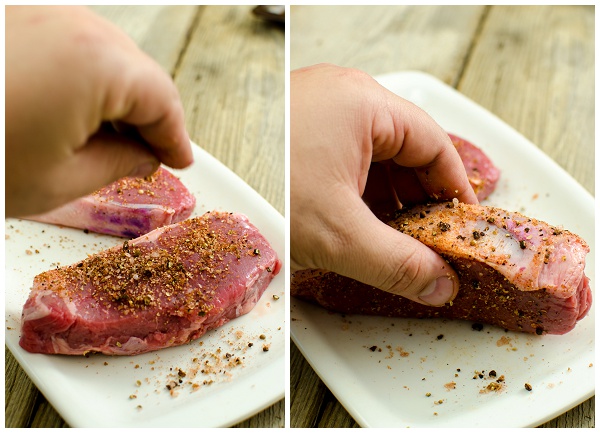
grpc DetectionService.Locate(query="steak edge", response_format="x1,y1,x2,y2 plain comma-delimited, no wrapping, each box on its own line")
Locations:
449,133,500,202
24,167,196,238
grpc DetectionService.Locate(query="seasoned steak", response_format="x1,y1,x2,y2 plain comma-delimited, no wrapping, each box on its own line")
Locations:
292,202,591,335
25,167,196,238
20,211,281,355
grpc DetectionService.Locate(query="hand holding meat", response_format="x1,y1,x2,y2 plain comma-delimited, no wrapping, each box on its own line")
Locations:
293,202,591,334
6,6,193,218
290,64,478,307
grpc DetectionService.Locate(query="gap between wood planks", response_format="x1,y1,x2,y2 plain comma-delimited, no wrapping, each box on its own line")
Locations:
453,5,491,90
171,6,205,80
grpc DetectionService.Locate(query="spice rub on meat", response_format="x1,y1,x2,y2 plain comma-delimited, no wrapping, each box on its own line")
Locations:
291,202,591,335
20,211,281,355
24,167,196,238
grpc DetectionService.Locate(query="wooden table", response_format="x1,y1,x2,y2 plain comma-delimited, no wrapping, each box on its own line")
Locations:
290,5,594,428
5,5,284,428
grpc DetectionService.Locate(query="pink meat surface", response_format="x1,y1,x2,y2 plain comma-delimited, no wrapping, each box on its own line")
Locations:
20,211,281,355
25,167,196,238
292,202,591,335
449,133,500,201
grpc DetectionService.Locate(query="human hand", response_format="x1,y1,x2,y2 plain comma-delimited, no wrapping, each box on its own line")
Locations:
6,6,193,217
291,64,478,306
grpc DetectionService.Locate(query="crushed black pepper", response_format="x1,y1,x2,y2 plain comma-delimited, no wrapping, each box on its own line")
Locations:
438,222,451,232
471,323,484,331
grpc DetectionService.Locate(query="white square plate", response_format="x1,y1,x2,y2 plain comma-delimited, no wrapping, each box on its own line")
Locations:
291,71,594,428
5,144,285,428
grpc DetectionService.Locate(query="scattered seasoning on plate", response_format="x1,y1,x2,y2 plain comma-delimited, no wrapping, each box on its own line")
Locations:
444,382,456,390
126,325,277,405
483,382,502,392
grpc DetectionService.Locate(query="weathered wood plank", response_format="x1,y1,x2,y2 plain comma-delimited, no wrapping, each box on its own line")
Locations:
317,392,360,429
30,398,69,428
5,349,39,428
174,5,285,215
234,400,285,428
457,5,594,194
290,342,329,428
291,5,486,84
538,396,595,428
90,5,198,74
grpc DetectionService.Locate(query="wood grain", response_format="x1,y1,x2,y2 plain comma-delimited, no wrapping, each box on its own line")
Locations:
90,5,198,74
174,5,285,214
5,5,284,428
290,4,594,428
291,5,486,83
457,5,594,195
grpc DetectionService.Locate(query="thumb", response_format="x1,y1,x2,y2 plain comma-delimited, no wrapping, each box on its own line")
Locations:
326,195,458,307
61,130,160,199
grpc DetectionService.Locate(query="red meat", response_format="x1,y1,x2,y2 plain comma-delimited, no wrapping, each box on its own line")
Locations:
24,167,196,238
20,211,281,355
292,202,591,335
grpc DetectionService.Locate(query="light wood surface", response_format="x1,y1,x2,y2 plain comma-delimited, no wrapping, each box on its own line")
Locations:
5,5,284,428
290,5,594,428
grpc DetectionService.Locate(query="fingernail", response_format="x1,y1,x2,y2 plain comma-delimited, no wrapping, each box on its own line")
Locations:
419,276,455,306
130,161,158,178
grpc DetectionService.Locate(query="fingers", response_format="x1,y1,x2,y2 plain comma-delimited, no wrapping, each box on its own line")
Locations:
362,162,431,219
55,130,160,206
320,190,458,306
101,58,194,170
84,9,194,170
371,88,479,205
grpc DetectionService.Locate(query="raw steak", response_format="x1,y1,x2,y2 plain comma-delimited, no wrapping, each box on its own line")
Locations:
292,202,591,335
20,211,281,355
449,133,500,201
24,167,196,238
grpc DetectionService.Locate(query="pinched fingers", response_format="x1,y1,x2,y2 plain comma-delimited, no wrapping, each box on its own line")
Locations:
101,54,193,170
370,87,478,206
